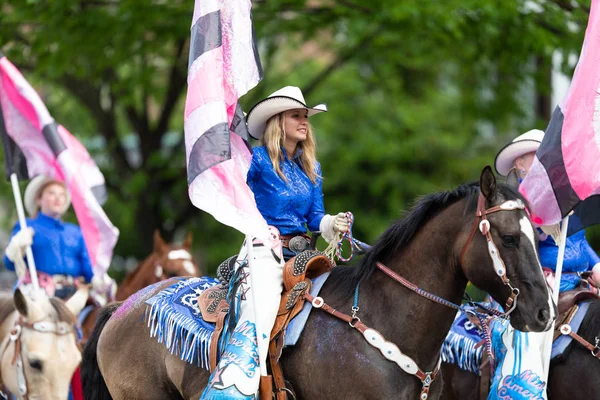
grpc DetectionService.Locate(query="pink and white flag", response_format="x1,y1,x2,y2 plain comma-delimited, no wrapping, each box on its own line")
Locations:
184,0,270,241
0,53,119,276
520,0,600,229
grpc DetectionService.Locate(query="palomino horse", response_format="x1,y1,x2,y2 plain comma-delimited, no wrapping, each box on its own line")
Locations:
441,298,600,400
79,230,200,344
0,286,88,400
82,167,555,400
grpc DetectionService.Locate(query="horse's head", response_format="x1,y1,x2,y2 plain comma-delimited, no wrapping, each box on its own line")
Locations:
152,230,200,279
1,286,87,399
460,166,555,332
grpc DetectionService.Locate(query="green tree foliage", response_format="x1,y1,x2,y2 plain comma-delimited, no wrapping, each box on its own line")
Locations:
0,0,594,277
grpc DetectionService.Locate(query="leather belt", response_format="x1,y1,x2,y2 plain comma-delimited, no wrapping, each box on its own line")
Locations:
281,234,311,253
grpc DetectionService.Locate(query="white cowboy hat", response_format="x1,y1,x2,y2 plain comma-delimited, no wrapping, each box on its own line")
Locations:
494,129,545,176
246,86,328,140
24,175,71,217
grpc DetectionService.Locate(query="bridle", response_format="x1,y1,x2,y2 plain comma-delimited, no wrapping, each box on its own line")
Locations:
460,192,526,317
154,249,196,280
0,316,78,399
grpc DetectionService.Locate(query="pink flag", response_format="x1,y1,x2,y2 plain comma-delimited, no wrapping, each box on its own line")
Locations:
184,0,270,241
520,0,600,229
0,53,119,276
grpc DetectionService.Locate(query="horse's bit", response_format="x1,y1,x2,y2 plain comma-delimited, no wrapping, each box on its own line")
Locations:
460,193,526,317
0,316,77,399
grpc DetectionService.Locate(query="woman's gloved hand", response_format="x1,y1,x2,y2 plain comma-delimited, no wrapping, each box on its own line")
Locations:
320,212,351,243
5,227,35,262
333,212,350,233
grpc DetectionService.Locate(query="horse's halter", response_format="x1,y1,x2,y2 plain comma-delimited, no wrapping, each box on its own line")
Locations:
154,249,195,279
0,316,77,399
460,192,526,317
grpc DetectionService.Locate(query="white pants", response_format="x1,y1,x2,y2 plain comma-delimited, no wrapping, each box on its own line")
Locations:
202,228,284,398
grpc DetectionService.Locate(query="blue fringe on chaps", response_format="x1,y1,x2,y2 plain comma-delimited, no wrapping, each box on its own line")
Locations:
201,227,284,399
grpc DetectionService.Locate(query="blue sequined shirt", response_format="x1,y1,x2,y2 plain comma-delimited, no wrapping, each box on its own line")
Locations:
539,230,600,292
3,212,94,282
247,146,325,235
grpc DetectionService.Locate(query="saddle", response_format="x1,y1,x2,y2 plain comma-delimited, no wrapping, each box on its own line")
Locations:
557,285,600,315
197,250,333,399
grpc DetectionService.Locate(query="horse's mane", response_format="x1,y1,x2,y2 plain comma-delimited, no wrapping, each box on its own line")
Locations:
0,294,77,325
335,181,524,297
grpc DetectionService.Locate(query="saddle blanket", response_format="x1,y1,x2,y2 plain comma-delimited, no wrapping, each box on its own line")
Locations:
441,307,486,373
144,273,330,369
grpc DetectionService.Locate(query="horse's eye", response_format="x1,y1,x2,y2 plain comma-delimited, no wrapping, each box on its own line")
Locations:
28,359,43,371
501,235,520,248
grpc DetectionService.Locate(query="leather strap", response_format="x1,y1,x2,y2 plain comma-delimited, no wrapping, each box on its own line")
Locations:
479,352,491,400
209,311,228,372
259,375,273,400
304,292,440,397
559,324,600,359
269,340,287,400
280,234,310,249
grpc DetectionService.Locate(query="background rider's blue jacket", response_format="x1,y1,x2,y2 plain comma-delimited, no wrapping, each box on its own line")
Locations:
3,212,94,282
247,146,325,235
539,230,600,292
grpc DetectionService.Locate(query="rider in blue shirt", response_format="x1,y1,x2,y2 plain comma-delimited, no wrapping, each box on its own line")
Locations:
246,85,350,260
495,129,600,293
4,176,96,298
202,86,350,399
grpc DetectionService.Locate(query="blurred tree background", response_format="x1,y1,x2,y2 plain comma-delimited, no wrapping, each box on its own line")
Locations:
0,0,595,282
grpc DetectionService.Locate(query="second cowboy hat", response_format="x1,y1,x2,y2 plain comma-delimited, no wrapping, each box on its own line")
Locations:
494,129,544,176
246,86,328,140
23,175,71,217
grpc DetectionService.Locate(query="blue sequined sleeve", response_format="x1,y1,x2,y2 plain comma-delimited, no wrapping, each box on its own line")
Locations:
582,236,600,267
247,149,263,187
78,231,94,283
306,162,325,232
3,222,22,272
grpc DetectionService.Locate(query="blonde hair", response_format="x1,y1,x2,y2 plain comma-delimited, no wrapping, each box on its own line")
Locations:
261,112,318,184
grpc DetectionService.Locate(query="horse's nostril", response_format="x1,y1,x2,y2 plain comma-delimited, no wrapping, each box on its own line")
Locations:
537,308,550,323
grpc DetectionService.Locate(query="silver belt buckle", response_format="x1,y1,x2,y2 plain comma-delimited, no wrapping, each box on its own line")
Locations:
289,236,309,253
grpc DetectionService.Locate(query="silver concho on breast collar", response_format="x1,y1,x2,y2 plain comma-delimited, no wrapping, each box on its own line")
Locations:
289,236,310,253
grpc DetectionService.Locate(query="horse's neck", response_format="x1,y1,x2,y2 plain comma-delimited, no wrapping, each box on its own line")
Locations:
116,253,161,300
358,201,468,370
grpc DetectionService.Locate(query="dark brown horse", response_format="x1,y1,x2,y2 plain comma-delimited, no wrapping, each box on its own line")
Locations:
82,167,554,400
441,298,600,400
79,230,201,344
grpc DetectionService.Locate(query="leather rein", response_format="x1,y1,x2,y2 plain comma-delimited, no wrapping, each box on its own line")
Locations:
0,316,77,399
305,192,526,400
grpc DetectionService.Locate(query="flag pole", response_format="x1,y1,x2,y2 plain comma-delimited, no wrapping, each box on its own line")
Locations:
9,173,39,290
542,215,569,383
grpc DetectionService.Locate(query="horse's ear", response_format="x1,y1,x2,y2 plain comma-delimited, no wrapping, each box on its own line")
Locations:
505,168,520,190
153,229,168,253
13,288,44,321
182,232,193,250
14,288,28,317
65,285,89,316
480,166,497,200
